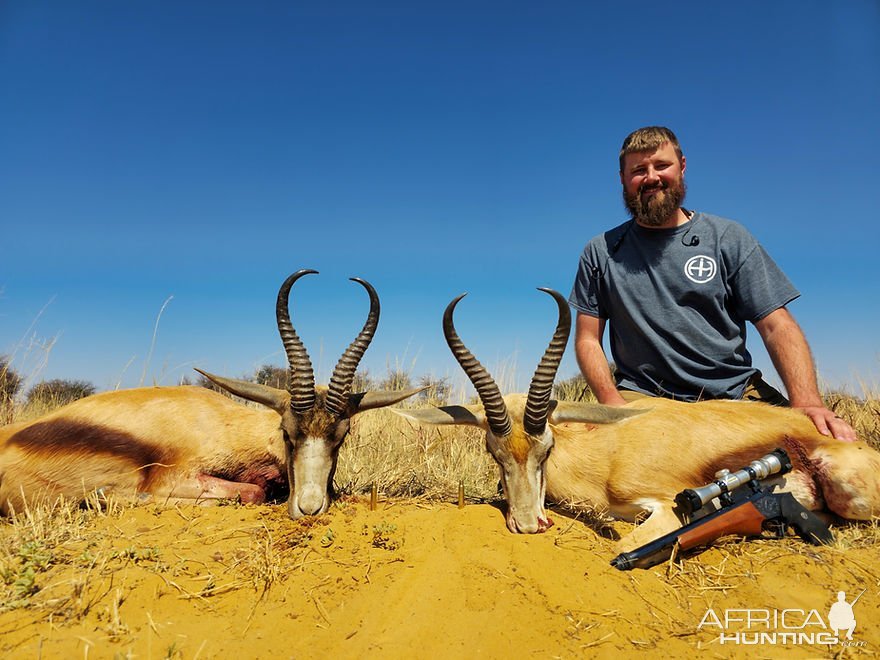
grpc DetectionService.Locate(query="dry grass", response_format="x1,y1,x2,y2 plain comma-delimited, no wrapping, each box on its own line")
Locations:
0,495,125,618
338,408,498,502
824,388,880,447
0,497,320,619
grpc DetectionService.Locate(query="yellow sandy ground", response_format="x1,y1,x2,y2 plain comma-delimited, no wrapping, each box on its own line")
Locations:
1,499,877,659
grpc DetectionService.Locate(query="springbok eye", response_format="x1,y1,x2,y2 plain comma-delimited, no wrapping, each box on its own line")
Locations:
281,418,300,446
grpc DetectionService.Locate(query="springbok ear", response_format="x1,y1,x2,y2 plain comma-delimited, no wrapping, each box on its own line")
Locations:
347,386,429,416
194,368,290,415
392,404,487,429
548,400,647,425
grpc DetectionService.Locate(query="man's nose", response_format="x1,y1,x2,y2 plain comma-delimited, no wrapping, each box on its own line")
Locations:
644,166,660,183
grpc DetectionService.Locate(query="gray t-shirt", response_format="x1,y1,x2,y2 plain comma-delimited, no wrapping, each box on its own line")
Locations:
569,212,799,400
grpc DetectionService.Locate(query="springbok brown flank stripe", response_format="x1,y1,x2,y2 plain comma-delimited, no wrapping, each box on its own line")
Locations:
8,419,180,484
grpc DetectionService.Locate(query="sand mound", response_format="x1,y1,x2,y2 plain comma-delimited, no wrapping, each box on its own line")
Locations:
1,499,876,658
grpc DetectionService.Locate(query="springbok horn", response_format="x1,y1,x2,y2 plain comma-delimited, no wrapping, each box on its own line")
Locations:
277,269,317,414
443,294,512,438
523,288,571,435
325,278,380,418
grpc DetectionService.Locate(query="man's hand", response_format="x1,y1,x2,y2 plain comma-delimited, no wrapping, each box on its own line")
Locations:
755,309,856,442
795,406,857,442
598,390,630,407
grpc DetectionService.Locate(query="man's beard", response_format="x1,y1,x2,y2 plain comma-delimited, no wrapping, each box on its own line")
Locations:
623,177,686,226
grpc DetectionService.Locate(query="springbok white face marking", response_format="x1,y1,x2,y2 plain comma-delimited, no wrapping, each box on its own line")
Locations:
489,422,555,534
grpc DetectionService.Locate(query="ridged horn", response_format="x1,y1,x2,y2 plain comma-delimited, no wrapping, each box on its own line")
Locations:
325,278,380,418
443,293,512,438
523,288,571,435
277,269,317,414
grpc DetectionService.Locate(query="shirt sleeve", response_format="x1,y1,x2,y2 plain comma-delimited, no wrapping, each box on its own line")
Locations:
730,243,800,322
568,244,604,318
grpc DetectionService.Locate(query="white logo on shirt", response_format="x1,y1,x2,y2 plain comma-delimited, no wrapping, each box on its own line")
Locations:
684,255,717,283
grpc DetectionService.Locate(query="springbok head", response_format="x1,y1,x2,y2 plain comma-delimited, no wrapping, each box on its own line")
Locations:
198,269,424,519
396,288,641,534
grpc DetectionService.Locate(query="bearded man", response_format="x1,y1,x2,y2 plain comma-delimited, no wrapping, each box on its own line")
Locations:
569,126,855,441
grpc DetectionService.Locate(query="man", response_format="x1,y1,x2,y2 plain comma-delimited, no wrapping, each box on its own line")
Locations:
569,126,855,441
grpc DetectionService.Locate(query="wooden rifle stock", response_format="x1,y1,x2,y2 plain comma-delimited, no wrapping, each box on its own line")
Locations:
677,500,765,550
610,489,832,571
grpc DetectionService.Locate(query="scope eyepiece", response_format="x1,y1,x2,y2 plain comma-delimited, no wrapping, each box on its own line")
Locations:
674,489,704,515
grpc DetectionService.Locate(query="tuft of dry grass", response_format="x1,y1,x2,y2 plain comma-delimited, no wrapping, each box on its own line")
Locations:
338,407,498,502
824,389,880,448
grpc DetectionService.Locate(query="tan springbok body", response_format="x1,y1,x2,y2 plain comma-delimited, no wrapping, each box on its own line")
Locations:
0,385,285,514
0,270,422,518
398,289,880,551
547,396,880,550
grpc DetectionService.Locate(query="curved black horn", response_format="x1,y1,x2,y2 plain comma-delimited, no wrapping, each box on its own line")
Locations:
443,294,512,438
277,269,318,414
325,278,380,418
523,288,571,435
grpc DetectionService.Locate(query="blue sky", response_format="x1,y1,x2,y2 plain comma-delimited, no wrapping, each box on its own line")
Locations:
2,1,879,397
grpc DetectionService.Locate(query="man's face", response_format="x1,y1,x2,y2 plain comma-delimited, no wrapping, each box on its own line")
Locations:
620,141,686,227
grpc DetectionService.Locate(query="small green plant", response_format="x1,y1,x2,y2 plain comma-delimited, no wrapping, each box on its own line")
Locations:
115,546,161,564
320,528,336,547
0,539,55,608
364,522,401,551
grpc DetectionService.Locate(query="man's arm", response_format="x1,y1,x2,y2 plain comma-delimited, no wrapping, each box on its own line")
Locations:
574,312,628,406
754,308,856,441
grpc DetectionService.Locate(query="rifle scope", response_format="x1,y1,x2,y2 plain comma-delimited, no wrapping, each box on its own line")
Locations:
674,448,792,516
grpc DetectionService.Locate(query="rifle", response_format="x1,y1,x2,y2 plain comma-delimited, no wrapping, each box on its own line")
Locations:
611,448,833,571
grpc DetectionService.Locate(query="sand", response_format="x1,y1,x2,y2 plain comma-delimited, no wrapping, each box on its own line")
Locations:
1,498,877,659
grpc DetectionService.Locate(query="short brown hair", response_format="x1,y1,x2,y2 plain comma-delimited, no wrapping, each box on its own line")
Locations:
619,126,683,172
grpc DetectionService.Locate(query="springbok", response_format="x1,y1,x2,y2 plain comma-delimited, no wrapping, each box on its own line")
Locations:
0,270,422,518
396,288,880,551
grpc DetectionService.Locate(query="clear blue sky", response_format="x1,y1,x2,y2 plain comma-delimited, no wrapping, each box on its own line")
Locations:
2,1,879,396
